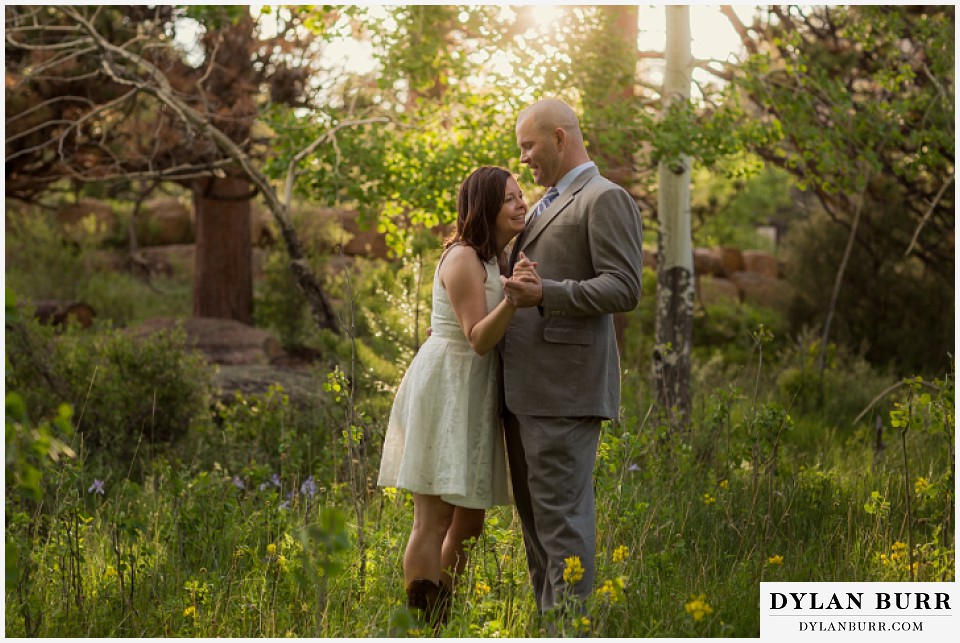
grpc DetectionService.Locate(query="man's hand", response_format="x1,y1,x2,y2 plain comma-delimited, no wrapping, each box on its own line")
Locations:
502,252,543,307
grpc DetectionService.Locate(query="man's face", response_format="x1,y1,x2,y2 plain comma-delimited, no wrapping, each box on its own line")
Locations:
516,116,562,188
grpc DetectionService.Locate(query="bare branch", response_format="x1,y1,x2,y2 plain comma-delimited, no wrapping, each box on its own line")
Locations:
5,95,95,126
905,173,954,257
719,5,758,56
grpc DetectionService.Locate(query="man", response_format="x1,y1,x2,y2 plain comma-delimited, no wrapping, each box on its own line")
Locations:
501,98,643,616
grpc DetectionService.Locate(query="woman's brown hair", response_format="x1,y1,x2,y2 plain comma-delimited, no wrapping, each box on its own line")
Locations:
445,166,512,263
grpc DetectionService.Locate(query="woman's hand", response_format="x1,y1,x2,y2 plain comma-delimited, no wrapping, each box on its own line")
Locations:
511,251,540,284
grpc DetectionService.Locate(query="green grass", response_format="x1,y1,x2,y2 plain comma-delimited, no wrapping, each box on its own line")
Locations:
5,363,953,637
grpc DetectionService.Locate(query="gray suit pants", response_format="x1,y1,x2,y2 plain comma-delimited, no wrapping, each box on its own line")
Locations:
504,411,602,612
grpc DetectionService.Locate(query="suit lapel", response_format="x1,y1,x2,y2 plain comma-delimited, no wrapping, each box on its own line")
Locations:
520,166,598,252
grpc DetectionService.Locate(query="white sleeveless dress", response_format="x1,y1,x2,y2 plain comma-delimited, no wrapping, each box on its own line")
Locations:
377,251,510,509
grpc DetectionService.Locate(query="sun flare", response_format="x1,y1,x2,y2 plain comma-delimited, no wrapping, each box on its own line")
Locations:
529,5,563,30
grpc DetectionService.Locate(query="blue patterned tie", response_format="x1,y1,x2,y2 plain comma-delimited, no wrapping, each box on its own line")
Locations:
529,187,559,222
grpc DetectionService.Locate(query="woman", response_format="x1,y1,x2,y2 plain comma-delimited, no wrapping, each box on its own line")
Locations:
377,166,537,628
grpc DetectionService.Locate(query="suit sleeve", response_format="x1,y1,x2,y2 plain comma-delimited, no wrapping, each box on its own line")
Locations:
540,186,643,316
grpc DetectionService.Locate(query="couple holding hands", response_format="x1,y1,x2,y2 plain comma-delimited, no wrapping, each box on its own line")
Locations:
378,98,644,631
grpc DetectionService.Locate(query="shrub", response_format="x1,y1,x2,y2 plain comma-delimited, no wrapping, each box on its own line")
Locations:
5,307,213,471
781,208,953,376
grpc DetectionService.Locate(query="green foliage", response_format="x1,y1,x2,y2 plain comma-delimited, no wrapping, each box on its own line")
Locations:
781,207,953,375
690,163,802,250
5,203,191,325
5,310,212,471
724,5,954,280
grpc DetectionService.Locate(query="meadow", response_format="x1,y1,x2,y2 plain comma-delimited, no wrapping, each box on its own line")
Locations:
4,231,955,638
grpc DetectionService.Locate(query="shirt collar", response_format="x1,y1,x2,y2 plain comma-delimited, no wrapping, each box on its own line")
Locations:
554,161,596,196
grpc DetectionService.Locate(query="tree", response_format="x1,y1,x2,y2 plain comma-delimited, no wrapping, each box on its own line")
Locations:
653,6,694,424
717,5,954,378
5,5,344,329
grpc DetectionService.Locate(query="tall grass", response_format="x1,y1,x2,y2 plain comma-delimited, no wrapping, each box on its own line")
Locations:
5,250,954,637
6,358,953,637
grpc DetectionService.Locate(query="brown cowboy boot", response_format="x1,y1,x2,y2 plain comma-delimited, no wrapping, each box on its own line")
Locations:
406,579,441,624
406,579,450,633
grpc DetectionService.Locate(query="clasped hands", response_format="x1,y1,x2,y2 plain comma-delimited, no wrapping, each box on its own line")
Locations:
501,251,542,308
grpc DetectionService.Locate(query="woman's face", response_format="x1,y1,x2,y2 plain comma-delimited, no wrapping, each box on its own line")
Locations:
495,176,527,245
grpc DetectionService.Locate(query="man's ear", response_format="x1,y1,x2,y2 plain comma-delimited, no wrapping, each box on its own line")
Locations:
554,127,566,150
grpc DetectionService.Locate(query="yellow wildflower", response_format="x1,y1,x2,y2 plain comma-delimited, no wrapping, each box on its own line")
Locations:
718,479,729,490
103,565,118,579
475,581,491,597
767,555,784,566
382,486,398,501
914,477,930,495
596,579,622,603
684,594,714,621
612,545,629,563
572,616,591,633
183,605,197,618
266,543,277,556
703,493,716,505
563,556,585,584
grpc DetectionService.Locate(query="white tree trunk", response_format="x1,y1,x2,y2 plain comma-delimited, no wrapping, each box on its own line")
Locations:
653,5,694,423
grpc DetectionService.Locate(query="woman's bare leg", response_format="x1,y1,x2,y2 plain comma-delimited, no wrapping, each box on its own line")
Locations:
439,506,485,588
403,494,456,584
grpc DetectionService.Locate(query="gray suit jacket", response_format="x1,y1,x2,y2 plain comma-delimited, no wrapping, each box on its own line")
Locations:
502,166,643,419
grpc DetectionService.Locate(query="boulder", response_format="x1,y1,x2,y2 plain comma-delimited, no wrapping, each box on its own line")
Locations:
742,250,779,278
694,247,725,277
32,300,96,328
696,276,740,307
138,197,194,246
298,207,391,259
729,271,795,313
213,365,324,407
718,246,745,275
129,317,285,365
56,198,116,242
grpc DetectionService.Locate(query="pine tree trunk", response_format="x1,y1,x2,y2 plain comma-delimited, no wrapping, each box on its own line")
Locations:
653,5,694,425
192,176,253,323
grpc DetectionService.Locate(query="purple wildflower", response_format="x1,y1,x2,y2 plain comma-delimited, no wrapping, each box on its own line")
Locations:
271,473,282,488
300,476,317,497
628,463,640,472
88,479,105,495
232,476,245,490
279,500,291,511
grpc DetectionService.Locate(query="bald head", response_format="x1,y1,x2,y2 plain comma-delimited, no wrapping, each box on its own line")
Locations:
518,98,584,146
515,98,590,187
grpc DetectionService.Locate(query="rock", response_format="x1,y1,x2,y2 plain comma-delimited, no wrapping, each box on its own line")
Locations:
718,246,745,275
694,247,725,277
213,364,324,407
298,207,391,259
128,317,285,365
696,276,740,307
56,198,116,242
138,197,194,246
729,271,795,312
742,250,779,278
31,300,96,328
